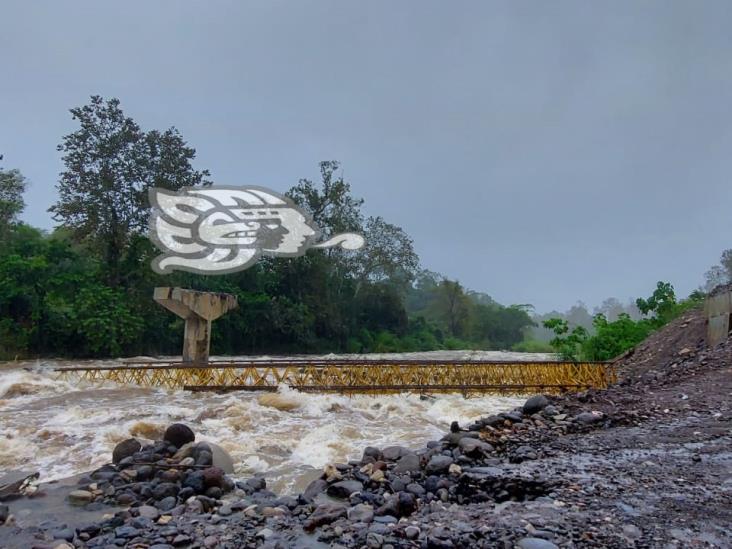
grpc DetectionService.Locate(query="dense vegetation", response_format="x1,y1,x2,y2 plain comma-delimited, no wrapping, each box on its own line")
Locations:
542,281,705,361
0,97,538,359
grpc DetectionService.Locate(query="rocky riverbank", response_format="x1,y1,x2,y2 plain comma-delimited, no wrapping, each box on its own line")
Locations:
1,308,730,548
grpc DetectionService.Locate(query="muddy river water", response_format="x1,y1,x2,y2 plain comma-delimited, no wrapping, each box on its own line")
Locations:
0,351,547,493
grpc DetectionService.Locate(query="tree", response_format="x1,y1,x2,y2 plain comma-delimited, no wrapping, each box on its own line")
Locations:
352,216,419,293
0,155,27,234
50,96,210,282
542,318,588,361
287,160,363,237
636,281,677,324
431,279,471,337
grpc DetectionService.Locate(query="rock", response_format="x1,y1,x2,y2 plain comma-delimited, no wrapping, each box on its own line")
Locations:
425,455,453,474
382,446,411,461
406,483,426,497
202,467,224,488
678,347,692,356
503,411,524,423
182,471,206,493
362,447,383,463
114,525,140,538
256,528,274,539
243,476,266,493
136,465,154,480
575,411,604,425
327,480,363,499
302,479,328,502
517,538,559,549
172,534,192,546
116,491,137,505
50,527,74,541
622,524,642,540
303,503,347,530
324,463,343,482
367,532,385,548
393,454,421,473
522,395,549,415
195,450,213,466
0,504,8,524
448,463,462,475
205,442,235,473
370,469,385,482
348,503,374,523
512,445,538,462
458,437,494,456
152,482,179,500
543,404,559,416
67,490,93,505
157,496,177,511
112,439,141,464
164,424,195,448
137,505,160,520
405,525,420,539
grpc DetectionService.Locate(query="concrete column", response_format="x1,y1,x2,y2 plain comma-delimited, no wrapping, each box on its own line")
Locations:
154,287,238,364
705,289,732,347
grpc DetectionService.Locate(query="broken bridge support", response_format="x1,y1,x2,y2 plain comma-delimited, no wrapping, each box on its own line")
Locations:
154,287,238,364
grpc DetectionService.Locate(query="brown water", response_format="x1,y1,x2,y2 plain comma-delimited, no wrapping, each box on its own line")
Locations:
0,352,544,493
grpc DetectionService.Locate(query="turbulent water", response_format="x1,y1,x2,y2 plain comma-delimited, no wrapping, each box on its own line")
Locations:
0,352,548,493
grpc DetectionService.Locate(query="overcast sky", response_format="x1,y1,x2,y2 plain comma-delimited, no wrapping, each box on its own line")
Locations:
2,1,731,312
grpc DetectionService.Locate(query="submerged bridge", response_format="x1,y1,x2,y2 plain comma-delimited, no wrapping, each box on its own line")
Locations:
54,358,615,396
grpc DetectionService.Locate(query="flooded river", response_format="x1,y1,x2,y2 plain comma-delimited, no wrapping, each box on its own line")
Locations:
0,351,547,493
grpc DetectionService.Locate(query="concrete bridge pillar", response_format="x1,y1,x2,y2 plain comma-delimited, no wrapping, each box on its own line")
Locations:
154,287,238,364
705,288,732,347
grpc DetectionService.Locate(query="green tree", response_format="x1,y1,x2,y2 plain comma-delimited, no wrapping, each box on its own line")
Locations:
0,156,28,237
50,96,210,283
636,281,677,324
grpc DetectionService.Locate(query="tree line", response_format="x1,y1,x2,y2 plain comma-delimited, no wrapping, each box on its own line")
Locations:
0,96,536,359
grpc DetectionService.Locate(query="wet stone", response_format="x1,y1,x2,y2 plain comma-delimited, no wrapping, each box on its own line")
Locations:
327,480,363,499
517,538,559,549
68,490,93,505
522,395,550,415
156,496,177,512
425,455,453,474
393,454,421,474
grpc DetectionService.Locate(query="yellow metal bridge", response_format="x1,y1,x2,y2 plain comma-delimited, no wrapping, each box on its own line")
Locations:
54,359,615,396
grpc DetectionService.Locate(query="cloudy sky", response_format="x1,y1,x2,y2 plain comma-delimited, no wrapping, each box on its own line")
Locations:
2,1,730,312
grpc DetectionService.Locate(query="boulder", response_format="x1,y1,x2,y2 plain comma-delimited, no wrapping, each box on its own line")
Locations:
68,489,93,505
393,453,421,474
112,439,141,464
327,480,363,499
522,395,549,415
458,437,494,456
163,423,195,448
517,538,559,549
301,479,328,503
425,455,453,474
575,411,604,425
303,503,347,530
382,446,411,461
347,503,374,523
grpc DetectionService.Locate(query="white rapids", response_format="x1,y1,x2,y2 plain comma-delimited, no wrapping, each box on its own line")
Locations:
0,351,551,493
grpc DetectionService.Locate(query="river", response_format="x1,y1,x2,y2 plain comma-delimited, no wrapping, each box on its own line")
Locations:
0,351,549,493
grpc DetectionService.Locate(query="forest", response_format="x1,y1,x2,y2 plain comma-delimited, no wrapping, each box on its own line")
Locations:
1,97,729,360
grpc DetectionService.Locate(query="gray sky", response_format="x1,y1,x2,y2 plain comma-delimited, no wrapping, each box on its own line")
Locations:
2,1,731,312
